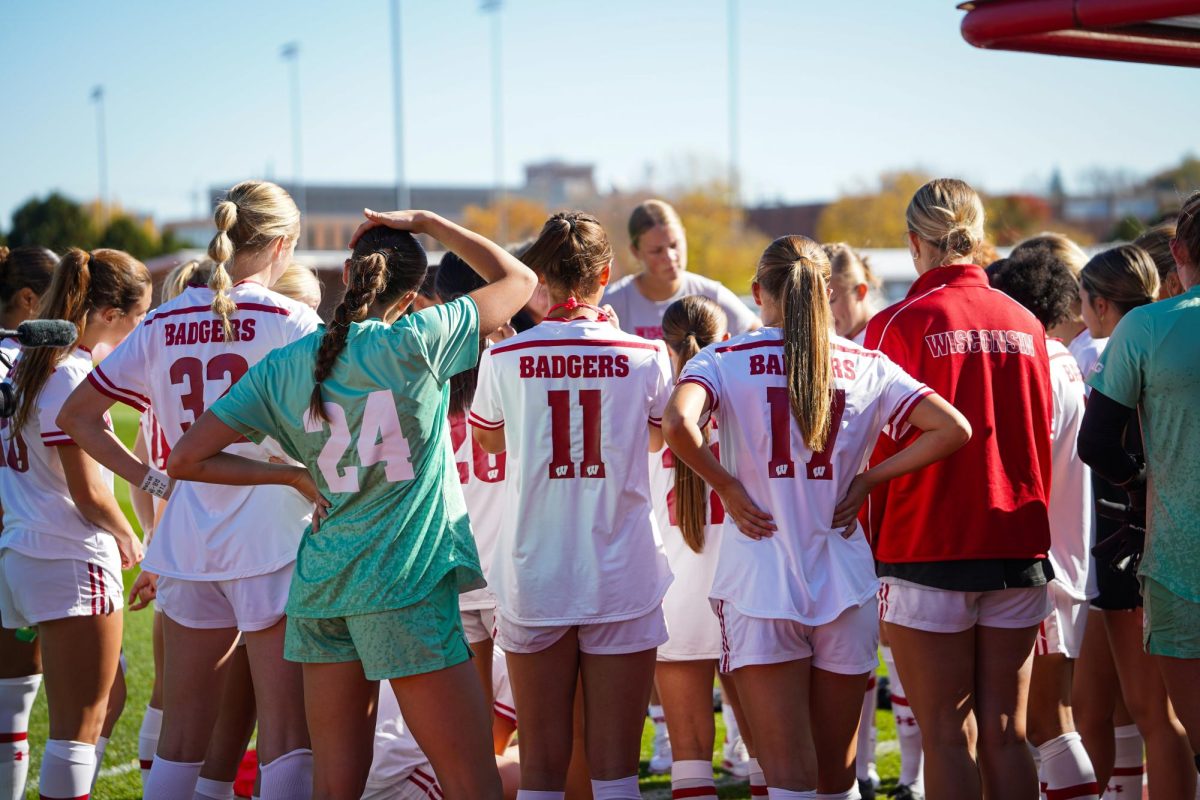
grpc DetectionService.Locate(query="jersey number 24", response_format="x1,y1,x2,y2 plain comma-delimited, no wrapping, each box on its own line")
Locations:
305,391,414,492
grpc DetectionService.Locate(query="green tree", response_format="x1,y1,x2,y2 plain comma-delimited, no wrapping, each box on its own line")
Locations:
99,216,159,260
8,193,97,252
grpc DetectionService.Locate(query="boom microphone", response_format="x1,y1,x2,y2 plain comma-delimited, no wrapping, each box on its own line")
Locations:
2,320,79,348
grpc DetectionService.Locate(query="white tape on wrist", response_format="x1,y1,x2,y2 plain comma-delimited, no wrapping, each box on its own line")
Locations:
140,467,171,499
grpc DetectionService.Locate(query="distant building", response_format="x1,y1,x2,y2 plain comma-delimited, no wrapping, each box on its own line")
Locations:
745,202,828,240
165,160,600,252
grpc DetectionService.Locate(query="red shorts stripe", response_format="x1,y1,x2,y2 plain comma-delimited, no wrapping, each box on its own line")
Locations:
87,564,98,616
139,758,154,770
715,600,731,674
749,787,769,797
0,732,28,743
891,694,910,708
1044,782,1100,800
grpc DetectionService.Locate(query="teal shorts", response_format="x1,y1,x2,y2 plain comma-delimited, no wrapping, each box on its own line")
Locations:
1143,578,1200,659
285,573,471,680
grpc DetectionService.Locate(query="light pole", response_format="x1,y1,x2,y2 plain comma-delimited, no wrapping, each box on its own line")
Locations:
391,0,410,211
280,42,307,247
90,85,109,223
482,0,505,243
727,0,740,217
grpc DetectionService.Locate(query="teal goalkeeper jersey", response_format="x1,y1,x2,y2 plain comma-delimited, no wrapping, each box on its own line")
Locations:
210,296,484,618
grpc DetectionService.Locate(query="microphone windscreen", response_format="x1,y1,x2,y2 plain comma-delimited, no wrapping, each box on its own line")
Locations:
16,320,79,348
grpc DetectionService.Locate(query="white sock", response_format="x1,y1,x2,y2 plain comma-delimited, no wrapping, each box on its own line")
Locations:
882,645,924,789
672,759,717,797
649,703,668,738
855,671,877,782
590,776,640,799
816,789,861,800
767,790,816,799
1037,732,1098,799
1104,724,1144,799
137,705,162,785
516,792,564,800
194,776,236,799
38,739,95,800
144,757,203,799
722,701,741,743
258,748,312,800
749,756,768,797
90,735,109,789
0,674,41,800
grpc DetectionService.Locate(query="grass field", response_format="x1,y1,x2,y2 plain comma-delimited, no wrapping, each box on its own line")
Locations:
23,404,904,799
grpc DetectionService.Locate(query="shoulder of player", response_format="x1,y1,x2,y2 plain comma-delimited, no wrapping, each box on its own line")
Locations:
679,272,731,297
232,282,320,322
710,327,781,355
603,274,637,298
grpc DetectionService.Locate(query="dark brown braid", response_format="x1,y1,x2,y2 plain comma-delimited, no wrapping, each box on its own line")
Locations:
308,226,428,423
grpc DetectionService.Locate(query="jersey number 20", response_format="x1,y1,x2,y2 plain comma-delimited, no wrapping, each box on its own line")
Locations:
305,391,415,492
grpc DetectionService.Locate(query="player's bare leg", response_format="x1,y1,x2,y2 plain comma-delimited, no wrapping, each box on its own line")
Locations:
199,641,257,788
392,659,503,799
974,624,1039,800
726,657,817,791
303,660,378,799
1107,609,1195,797
655,660,717,762
1072,610,1119,787
579,647,657,780
809,667,872,794
885,622,981,799
507,627,581,790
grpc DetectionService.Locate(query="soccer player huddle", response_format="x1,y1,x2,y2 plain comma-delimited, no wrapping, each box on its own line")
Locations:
1,177,1199,800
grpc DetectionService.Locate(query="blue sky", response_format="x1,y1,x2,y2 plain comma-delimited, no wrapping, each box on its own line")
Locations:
2,0,1197,226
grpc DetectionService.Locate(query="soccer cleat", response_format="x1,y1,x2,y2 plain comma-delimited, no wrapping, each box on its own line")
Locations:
888,784,923,800
721,735,751,779
859,777,877,800
648,729,673,774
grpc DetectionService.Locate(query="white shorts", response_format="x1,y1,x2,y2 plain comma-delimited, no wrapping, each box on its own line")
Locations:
714,599,879,676
460,607,496,644
361,767,442,800
1034,583,1089,659
879,580,1051,634
660,588,722,663
495,606,668,656
157,564,292,632
0,550,123,628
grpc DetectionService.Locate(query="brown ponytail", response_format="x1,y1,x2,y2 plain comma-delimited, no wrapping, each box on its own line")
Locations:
522,212,612,299
756,236,834,452
662,296,727,553
308,226,428,423
12,248,151,435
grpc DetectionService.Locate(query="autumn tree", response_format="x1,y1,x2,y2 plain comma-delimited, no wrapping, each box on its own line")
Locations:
815,171,930,249
461,196,550,246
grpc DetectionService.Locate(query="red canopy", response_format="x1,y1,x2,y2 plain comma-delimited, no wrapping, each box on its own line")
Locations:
959,0,1200,68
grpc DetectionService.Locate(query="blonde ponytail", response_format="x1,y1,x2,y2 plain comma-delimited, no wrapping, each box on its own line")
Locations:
206,181,302,341
757,236,834,452
661,296,727,554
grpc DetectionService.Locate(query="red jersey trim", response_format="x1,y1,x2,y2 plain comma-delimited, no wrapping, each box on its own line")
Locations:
88,368,151,412
831,342,881,359
467,411,504,430
888,387,934,432
715,338,781,353
677,376,719,413
145,302,291,325
488,338,661,356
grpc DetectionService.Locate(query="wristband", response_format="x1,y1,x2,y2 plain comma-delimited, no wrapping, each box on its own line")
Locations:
140,467,171,499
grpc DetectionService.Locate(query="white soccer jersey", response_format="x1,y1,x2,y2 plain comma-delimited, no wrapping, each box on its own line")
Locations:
1047,338,1095,601
89,282,321,580
0,338,19,377
450,408,507,611
0,347,119,566
1067,329,1106,397
470,318,674,625
364,682,440,798
679,329,932,625
139,407,170,471
603,272,760,340
649,441,725,659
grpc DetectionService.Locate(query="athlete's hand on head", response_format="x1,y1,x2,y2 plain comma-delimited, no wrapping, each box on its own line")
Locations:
715,479,776,540
832,473,873,538
348,209,430,248
129,571,158,611
114,530,144,570
287,466,332,533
